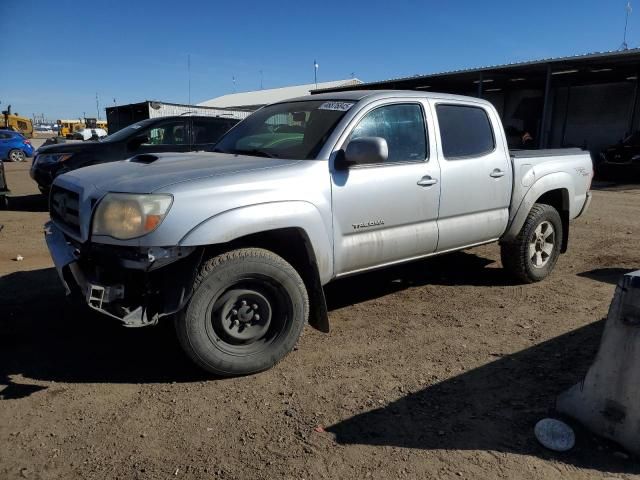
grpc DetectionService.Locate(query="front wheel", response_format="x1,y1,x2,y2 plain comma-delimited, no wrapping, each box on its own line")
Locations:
8,149,26,162
176,248,309,376
500,204,563,283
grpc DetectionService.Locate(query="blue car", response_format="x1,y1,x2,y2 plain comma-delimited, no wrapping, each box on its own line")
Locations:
0,129,35,162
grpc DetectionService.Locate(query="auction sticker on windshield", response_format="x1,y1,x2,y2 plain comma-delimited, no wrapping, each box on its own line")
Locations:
318,101,354,111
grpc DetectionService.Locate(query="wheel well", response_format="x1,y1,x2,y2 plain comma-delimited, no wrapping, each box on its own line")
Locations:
202,228,329,332
535,189,569,253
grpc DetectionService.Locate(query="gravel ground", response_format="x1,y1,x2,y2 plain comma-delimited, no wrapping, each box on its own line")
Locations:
0,159,639,480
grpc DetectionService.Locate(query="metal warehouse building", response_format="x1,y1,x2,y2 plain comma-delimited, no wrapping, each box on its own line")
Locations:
105,101,252,133
317,49,640,155
198,78,362,111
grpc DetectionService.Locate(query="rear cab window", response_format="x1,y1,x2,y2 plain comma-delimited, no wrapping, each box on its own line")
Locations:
435,104,495,159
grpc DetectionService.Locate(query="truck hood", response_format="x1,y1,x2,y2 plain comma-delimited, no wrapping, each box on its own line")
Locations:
58,151,301,194
37,141,104,155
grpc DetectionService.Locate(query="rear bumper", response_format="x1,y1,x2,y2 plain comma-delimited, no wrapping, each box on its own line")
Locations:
44,221,199,327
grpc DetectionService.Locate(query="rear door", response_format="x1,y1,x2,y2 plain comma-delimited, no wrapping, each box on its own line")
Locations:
190,118,238,151
431,101,512,251
331,100,441,275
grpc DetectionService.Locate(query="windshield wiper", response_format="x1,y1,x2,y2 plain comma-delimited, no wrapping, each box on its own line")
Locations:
224,148,278,158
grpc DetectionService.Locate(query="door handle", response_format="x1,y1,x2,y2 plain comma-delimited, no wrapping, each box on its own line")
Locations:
490,168,505,178
417,175,438,186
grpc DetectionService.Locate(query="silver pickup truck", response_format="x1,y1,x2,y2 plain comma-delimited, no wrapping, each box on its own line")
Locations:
45,90,593,375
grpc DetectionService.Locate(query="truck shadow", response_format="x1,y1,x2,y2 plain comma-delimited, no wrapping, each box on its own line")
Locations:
577,267,637,285
1,252,514,398
3,193,48,212
2,267,634,472
326,250,513,310
326,319,639,473
0,268,208,399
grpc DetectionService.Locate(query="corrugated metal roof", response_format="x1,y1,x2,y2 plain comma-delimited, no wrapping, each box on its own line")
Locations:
198,79,363,108
314,48,640,91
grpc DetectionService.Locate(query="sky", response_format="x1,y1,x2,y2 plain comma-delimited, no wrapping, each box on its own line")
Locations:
0,0,638,120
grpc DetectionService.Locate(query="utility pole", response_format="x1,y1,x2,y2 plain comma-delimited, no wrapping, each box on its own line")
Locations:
622,1,633,50
187,54,191,105
95,93,100,119
314,60,319,90
260,69,263,90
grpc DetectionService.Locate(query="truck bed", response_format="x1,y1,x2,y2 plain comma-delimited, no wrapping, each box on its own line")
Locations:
510,148,587,159
503,147,593,242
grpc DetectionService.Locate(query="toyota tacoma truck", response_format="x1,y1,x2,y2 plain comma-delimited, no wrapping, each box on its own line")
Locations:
44,91,593,376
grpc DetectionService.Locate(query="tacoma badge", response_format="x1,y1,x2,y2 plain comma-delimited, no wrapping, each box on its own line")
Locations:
352,220,385,230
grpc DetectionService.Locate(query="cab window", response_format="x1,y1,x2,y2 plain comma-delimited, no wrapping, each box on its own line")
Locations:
347,104,428,163
436,104,495,159
144,120,187,145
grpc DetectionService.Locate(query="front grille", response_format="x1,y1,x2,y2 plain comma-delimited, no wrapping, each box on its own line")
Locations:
50,185,81,237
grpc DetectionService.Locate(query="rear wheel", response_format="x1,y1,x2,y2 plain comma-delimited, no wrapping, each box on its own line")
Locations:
176,248,309,376
8,149,26,162
501,203,562,283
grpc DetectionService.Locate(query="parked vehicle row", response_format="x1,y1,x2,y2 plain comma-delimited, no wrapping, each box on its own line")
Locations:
72,128,108,141
0,129,35,162
44,90,593,376
31,115,239,193
597,131,640,178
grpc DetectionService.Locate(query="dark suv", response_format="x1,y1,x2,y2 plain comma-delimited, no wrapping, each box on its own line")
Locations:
597,131,640,179
30,115,239,194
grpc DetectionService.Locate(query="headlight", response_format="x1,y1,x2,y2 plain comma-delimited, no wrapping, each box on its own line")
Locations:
92,193,173,240
36,153,74,164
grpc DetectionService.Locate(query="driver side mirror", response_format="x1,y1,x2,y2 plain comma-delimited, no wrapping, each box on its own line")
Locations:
336,136,389,170
128,133,149,150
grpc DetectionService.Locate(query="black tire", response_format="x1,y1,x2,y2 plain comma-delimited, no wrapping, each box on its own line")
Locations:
8,149,26,162
176,248,309,376
500,203,563,283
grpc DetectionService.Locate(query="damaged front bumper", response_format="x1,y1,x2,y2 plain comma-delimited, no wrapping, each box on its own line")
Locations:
45,221,200,327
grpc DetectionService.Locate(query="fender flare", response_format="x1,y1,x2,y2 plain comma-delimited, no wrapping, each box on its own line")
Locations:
178,200,334,284
502,172,573,242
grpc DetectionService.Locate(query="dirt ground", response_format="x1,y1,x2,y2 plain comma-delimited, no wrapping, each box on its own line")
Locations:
1,156,639,480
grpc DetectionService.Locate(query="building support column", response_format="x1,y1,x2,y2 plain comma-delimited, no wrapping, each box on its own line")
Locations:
628,66,640,135
560,79,572,147
539,64,552,149
477,72,483,98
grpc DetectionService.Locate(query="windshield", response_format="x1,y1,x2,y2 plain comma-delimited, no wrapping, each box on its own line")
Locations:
214,100,355,159
102,118,157,142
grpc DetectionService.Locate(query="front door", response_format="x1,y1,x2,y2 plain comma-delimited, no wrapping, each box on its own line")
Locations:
331,101,441,275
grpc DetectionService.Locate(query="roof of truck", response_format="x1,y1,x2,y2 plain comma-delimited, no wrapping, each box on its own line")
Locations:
286,89,494,106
